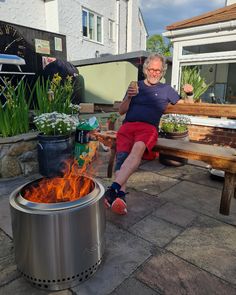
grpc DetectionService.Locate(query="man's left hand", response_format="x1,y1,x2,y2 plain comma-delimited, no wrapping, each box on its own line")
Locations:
182,84,193,94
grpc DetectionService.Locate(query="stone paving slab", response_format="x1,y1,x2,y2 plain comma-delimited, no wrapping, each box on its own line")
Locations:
136,250,236,295
129,214,183,248
0,196,12,237
110,277,160,295
0,229,19,288
167,215,236,285
153,202,199,228
127,170,180,196
157,180,236,226
0,277,72,295
157,164,223,190
105,189,166,229
72,222,152,295
139,160,166,173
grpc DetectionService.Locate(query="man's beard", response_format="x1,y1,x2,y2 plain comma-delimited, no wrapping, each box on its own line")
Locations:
146,77,161,85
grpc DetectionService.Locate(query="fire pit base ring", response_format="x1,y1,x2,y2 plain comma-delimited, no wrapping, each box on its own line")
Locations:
18,258,102,290
10,176,105,291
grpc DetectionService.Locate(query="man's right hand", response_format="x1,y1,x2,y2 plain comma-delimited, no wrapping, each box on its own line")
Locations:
127,81,139,98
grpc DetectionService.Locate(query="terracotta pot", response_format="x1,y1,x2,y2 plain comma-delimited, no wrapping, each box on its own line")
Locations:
107,120,115,130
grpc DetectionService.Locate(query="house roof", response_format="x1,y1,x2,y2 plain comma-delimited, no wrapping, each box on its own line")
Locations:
166,3,236,31
72,51,172,67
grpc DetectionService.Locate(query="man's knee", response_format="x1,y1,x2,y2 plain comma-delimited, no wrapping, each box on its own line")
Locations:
132,141,146,156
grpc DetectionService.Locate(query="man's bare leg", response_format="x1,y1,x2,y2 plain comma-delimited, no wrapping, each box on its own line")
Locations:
104,141,146,215
115,141,146,190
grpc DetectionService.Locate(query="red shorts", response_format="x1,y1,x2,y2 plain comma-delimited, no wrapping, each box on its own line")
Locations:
116,122,158,160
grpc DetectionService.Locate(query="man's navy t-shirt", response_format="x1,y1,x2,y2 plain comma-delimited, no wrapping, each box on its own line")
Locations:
124,80,180,126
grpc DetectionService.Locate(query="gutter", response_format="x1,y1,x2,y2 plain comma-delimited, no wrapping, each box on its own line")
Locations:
163,20,236,39
116,0,120,54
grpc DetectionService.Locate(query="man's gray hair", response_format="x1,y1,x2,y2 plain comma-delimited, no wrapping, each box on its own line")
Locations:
143,53,167,77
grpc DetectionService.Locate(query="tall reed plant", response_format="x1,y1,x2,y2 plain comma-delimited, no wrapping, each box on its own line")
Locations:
0,79,30,137
181,66,212,102
32,74,74,115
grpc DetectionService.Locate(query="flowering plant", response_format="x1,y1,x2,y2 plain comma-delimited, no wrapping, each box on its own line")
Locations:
33,73,79,115
160,114,191,133
107,112,120,123
34,112,79,136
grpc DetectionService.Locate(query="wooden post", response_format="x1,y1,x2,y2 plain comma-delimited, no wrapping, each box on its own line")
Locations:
220,172,236,215
107,142,116,178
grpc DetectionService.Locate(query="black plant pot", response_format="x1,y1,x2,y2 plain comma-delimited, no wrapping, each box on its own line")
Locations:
37,134,73,177
159,130,188,167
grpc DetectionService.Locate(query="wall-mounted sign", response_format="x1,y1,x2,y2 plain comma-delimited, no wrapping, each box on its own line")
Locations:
54,37,62,51
42,56,56,69
35,39,50,54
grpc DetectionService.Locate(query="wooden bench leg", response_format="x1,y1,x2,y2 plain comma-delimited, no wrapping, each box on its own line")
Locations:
107,143,116,178
220,172,236,215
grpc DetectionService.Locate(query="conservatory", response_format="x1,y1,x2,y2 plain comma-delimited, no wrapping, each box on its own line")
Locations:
163,2,236,104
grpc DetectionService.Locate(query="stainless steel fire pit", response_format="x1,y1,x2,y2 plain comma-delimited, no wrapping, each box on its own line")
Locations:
9,176,105,291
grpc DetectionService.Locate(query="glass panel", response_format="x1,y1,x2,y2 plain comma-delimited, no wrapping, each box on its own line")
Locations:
89,12,95,40
82,10,88,37
182,41,236,55
97,16,102,42
109,20,113,40
180,62,236,104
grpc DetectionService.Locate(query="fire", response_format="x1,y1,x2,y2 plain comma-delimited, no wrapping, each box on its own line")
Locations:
24,141,98,203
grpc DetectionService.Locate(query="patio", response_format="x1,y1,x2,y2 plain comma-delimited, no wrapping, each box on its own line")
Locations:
1,147,236,295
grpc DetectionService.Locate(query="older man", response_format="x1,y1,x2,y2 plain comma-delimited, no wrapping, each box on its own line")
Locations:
104,53,193,215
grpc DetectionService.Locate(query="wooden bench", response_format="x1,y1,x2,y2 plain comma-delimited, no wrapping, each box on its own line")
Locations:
94,103,236,216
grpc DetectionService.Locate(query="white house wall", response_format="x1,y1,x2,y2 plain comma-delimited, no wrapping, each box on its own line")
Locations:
0,0,147,62
0,0,46,30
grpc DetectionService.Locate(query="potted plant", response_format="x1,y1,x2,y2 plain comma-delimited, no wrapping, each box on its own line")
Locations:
181,66,212,103
34,111,79,177
159,114,191,166
107,112,120,130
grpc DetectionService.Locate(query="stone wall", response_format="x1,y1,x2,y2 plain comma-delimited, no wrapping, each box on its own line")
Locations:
0,132,39,178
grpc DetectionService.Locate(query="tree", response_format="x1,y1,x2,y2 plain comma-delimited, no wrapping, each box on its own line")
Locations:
147,34,172,56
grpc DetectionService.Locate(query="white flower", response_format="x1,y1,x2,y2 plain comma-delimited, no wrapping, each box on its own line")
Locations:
33,111,79,136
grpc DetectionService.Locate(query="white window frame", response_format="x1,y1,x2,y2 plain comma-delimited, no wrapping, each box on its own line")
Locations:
82,8,103,43
108,19,115,42
171,34,236,91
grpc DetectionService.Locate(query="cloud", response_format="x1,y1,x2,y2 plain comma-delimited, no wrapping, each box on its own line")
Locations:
140,0,226,36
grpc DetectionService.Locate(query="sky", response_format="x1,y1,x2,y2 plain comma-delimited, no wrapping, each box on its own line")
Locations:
140,0,227,36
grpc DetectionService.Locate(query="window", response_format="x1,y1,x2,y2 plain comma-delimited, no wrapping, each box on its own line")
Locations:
183,41,236,55
82,10,88,37
97,16,102,42
108,19,114,41
82,9,102,43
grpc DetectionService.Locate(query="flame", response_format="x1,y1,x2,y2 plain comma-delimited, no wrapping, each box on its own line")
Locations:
23,141,98,203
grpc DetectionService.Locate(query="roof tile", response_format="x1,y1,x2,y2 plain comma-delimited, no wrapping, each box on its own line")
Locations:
166,3,236,31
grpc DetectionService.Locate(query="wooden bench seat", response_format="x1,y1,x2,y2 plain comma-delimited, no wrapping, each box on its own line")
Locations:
94,130,236,216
